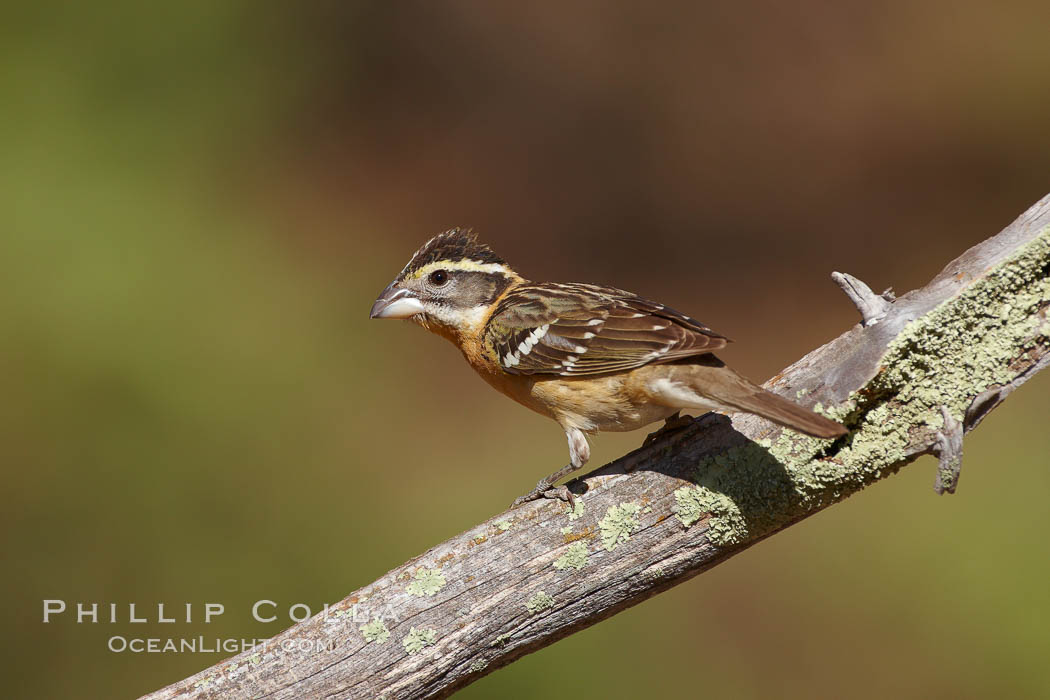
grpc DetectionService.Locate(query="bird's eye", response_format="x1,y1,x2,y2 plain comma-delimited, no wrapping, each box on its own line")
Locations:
429,269,449,286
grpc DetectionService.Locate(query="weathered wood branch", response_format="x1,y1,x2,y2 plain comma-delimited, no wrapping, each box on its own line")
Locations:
143,195,1050,700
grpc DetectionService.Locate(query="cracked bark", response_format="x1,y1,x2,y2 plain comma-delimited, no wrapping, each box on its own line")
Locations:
141,194,1050,700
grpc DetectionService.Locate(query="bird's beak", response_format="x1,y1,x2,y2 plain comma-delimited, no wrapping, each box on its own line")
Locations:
369,283,424,319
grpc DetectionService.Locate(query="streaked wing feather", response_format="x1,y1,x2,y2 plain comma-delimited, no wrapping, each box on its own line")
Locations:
487,283,729,376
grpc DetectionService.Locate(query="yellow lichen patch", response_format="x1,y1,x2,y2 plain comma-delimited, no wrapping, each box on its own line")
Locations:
562,525,595,544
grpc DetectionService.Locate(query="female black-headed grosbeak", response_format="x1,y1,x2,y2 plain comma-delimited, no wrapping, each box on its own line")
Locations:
370,229,846,505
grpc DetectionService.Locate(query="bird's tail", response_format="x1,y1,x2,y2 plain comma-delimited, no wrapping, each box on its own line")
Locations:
652,358,847,439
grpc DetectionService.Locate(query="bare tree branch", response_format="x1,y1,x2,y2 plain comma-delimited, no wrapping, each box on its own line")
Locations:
142,194,1050,700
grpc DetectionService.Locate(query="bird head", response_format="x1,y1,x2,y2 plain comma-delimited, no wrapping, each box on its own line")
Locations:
370,229,524,340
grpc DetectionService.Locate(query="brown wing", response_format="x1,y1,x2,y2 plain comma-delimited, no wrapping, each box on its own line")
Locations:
485,283,729,376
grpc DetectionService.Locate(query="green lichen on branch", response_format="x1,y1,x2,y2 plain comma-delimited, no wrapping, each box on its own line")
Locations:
675,444,785,546
672,486,705,527
682,228,1050,548
526,591,555,614
553,542,589,571
402,627,437,655
598,502,642,551
938,455,962,491
359,618,390,644
673,484,747,545
406,568,446,597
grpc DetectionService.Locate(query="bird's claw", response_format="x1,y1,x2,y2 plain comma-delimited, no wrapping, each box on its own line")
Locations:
643,411,694,447
511,482,575,509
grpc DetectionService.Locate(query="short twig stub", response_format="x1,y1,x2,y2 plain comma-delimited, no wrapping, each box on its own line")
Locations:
932,406,964,495
832,271,894,326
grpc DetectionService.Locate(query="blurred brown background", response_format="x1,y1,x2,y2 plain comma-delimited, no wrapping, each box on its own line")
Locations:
3,2,1049,698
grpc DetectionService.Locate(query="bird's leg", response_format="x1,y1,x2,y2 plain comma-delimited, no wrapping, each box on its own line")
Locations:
511,428,589,508
643,410,695,447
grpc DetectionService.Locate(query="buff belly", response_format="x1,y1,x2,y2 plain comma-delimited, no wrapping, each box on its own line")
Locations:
471,355,728,434
526,371,682,433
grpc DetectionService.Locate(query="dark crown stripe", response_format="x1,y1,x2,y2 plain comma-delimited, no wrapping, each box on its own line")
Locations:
399,228,505,279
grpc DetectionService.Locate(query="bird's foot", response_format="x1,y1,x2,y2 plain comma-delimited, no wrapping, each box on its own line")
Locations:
511,462,584,509
643,411,695,447
511,481,575,509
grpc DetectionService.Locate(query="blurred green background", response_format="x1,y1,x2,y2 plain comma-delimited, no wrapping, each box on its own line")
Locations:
3,2,1049,698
